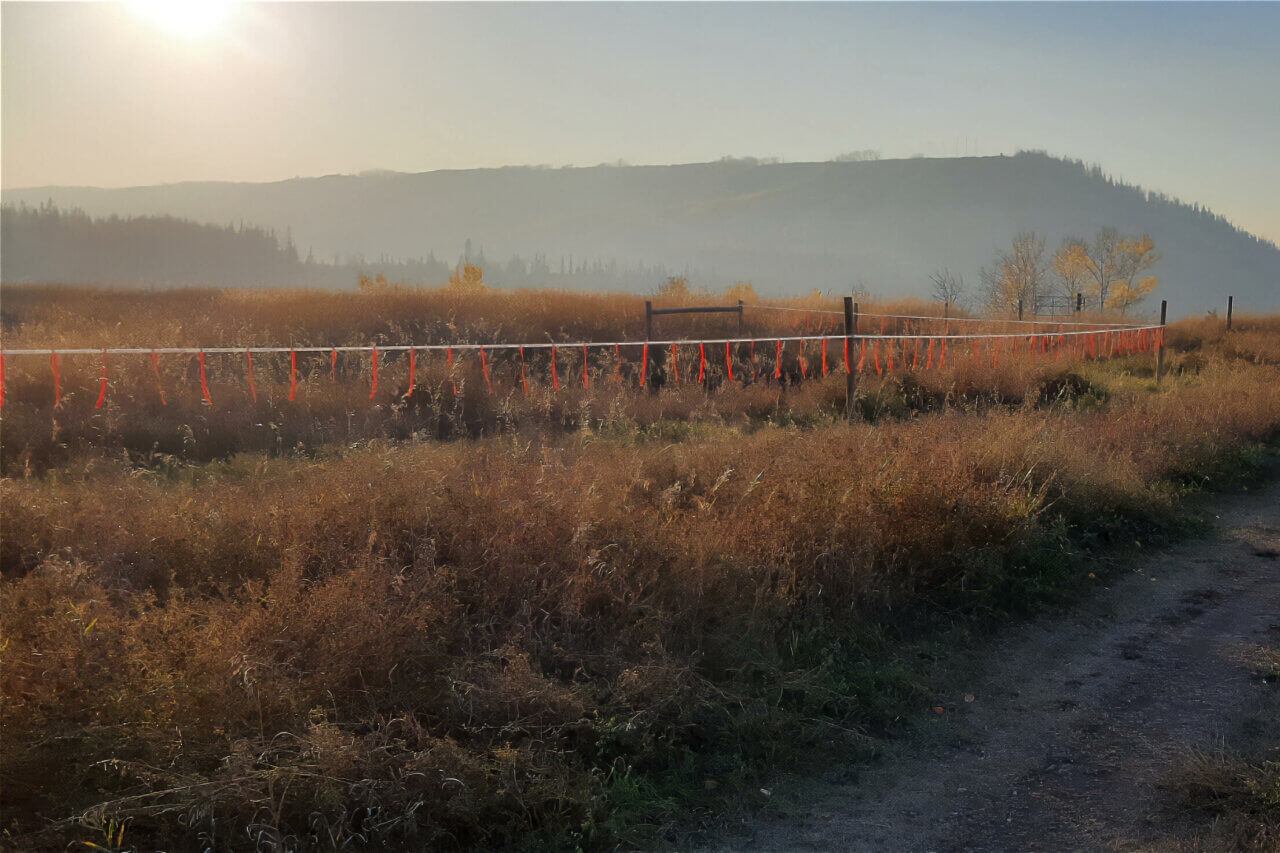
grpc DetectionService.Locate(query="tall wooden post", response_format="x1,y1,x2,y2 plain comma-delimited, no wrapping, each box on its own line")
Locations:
1156,299,1168,384
644,300,656,392
1017,299,1024,321
1226,295,1234,331
844,297,856,421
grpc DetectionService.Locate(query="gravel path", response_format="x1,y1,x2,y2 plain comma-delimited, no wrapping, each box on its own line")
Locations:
722,479,1280,852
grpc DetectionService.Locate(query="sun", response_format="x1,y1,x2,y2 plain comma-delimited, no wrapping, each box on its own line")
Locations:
126,0,236,40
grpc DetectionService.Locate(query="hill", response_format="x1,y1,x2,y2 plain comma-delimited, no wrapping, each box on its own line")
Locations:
5,152,1277,315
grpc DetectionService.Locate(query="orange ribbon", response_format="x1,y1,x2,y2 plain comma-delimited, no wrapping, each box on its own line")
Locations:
95,349,108,409
198,350,212,405
246,349,258,403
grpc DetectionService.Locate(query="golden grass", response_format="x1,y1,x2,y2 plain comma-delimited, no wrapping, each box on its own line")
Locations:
1,287,1277,849
1,283,1159,473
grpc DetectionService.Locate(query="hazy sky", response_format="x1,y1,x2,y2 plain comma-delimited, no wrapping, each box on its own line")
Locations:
3,1,1279,242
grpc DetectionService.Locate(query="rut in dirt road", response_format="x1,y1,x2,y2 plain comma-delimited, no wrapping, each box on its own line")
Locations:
724,480,1280,853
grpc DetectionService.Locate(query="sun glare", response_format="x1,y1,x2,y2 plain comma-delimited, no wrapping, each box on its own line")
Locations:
126,0,235,39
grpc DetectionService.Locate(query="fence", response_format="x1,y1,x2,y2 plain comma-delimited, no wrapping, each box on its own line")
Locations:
0,304,1165,416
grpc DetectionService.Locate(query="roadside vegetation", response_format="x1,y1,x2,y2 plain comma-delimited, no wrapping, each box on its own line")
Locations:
2,285,1277,850
1161,643,1280,852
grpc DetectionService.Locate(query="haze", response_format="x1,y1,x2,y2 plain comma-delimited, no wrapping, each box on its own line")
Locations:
3,1,1279,245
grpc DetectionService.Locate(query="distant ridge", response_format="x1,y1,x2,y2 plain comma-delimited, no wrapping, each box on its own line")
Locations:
5,152,1277,315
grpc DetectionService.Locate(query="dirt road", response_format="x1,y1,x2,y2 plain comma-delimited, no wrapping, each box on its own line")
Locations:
724,479,1280,852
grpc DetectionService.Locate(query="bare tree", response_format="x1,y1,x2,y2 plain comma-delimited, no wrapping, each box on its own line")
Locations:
981,232,1048,312
929,268,967,317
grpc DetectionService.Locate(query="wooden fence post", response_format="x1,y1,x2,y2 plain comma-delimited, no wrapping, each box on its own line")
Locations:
1017,299,1024,321
1226,295,1233,331
844,297,856,421
1156,299,1168,384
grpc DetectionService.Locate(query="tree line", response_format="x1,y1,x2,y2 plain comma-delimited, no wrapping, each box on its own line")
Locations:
0,203,703,292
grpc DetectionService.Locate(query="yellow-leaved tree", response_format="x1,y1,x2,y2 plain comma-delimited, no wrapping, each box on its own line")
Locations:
723,281,759,303
1054,229,1160,311
1106,276,1158,315
448,263,486,292
657,276,691,301
358,273,392,293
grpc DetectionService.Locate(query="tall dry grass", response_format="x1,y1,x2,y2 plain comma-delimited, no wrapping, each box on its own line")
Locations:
3,366,1279,847
1,288,1276,849
2,284,1154,472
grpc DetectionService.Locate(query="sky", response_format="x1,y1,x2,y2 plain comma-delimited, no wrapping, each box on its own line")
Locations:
3,1,1279,243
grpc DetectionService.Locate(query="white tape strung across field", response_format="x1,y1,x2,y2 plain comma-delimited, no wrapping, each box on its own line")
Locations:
0,326,1164,358
747,304,1147,329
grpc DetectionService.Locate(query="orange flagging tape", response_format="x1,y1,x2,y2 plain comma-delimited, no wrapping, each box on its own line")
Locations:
95,349,108,409
246,349,258,403
198,350,212,405
1,328,1158,416
151,350,167,405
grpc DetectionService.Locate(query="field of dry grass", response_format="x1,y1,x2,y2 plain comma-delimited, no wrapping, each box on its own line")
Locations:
2,285,1278,850
0,283,1154,473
